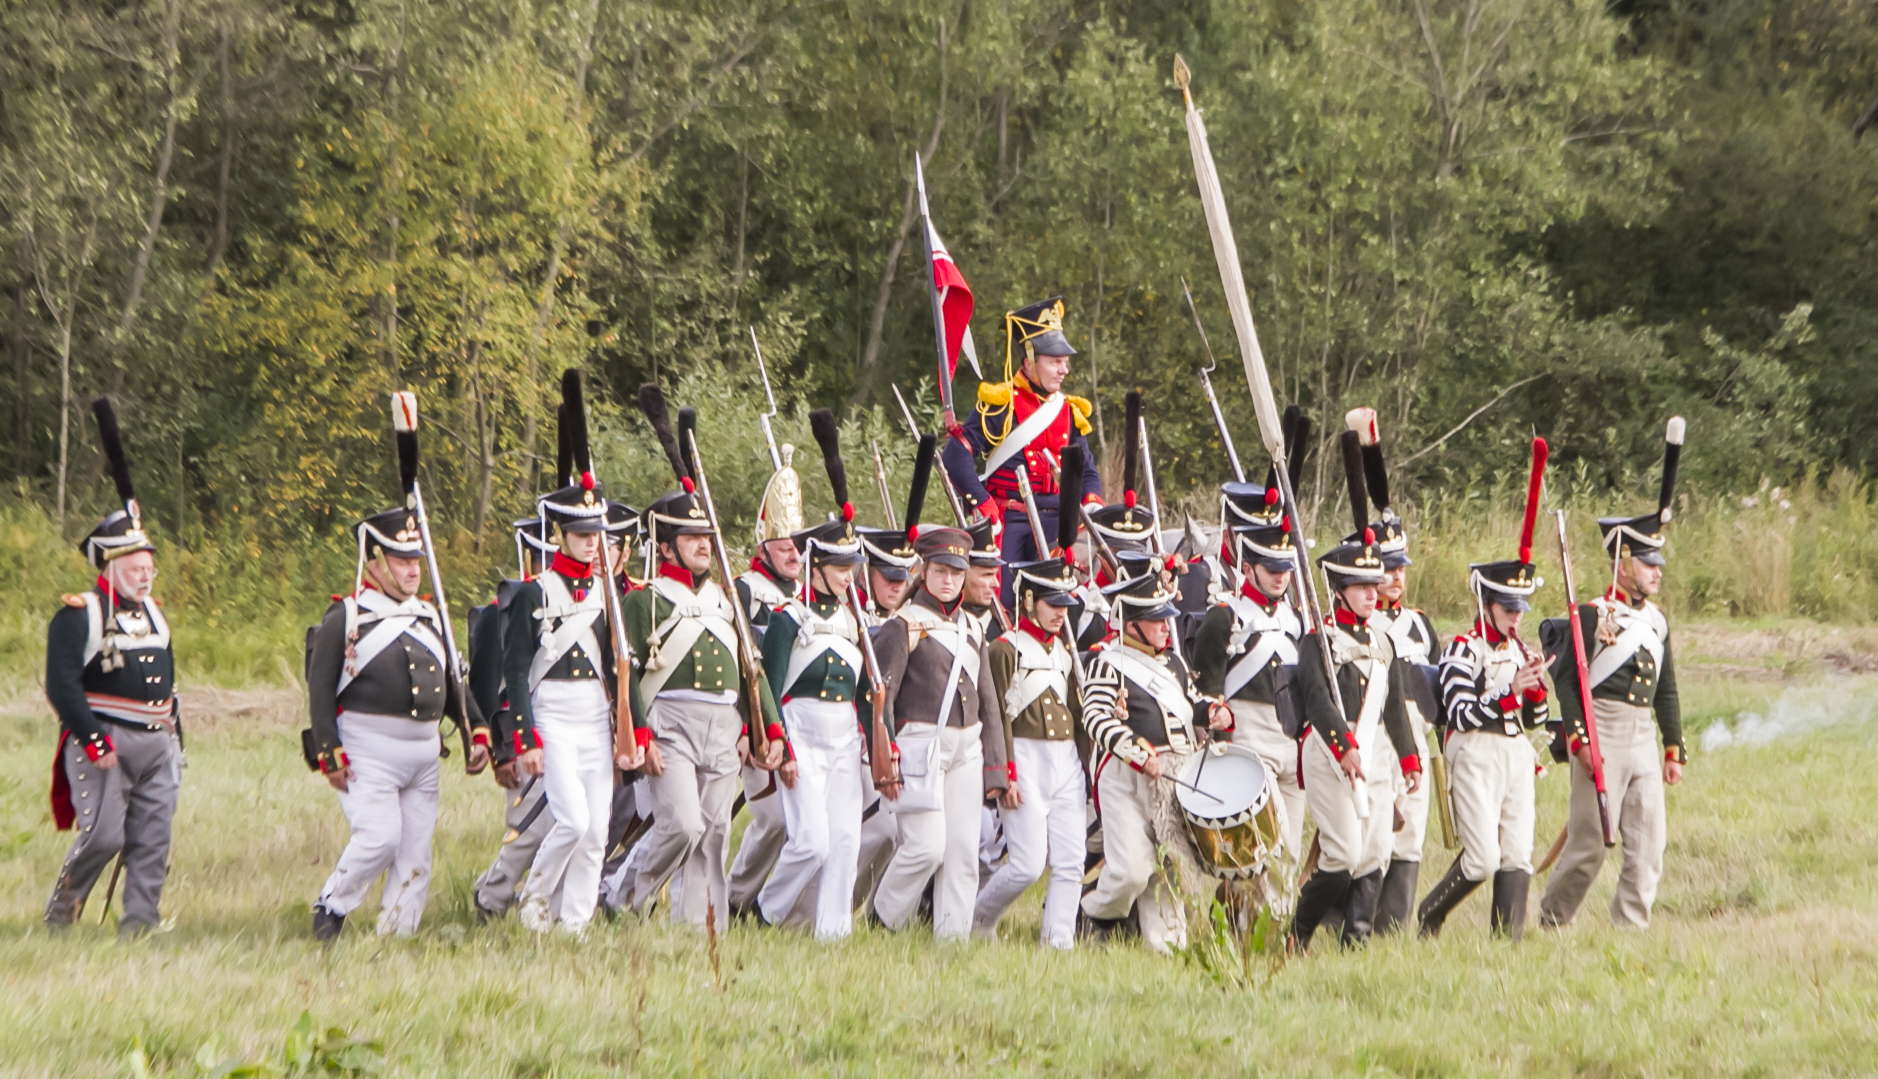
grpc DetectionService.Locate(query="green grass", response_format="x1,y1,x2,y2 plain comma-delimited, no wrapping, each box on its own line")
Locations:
1,648,1875,1077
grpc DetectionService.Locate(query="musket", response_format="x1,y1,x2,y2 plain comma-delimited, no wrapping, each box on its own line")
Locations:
851,578,897,791
869,439,899,529
391,392,477,764
1556,509,1616,848
681,412,776,768
893,383,970,527
914,154,957,429
1132,401,1186,666
562,373,642,771
1181,276,1246,483
748,327,784,471
1175,56,1361,819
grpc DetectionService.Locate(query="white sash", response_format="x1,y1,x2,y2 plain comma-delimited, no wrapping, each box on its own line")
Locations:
81,592,172,666
892,609,974,813
979,392,1067,481
999,630,1071,717
526,573,605,692
779,601,865,693
339,592,446,696
1586,598,1665,690
637,576,740,700
1220,594,1300,698
1104,643,1195,735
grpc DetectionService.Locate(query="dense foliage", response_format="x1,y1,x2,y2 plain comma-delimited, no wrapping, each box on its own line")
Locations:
2,0,1873,552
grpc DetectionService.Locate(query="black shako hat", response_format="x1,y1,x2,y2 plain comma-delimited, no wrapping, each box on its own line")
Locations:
965,517,1002,567
83,398,156,569
1102,570,1179,623
857,526,915,578
1470,558,1540,613
357,507,425,559
1012,556,1079,610
1232,520,1298,574
1319,530,1386,588
1006,296,1076,365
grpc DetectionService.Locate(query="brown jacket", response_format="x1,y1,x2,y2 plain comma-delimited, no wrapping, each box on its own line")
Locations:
875,588,1008,796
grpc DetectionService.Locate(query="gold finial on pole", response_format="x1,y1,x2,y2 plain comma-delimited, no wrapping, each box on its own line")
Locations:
1173,54,1193,108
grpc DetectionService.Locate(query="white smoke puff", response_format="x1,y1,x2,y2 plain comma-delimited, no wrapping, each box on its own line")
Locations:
1702,680,1878,752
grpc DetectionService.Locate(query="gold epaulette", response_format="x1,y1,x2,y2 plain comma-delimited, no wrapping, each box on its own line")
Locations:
977,380,1015,408
62,594,86,608
1067,395,1094,435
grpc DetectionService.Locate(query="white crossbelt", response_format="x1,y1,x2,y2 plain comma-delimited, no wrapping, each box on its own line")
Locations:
637,576,740,700
1586,598,1666,689
526,572,605,692
339,591,446,696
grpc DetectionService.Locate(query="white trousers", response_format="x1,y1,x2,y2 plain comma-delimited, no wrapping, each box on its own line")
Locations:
619,695,742,929
758,699,865,939
1081,759,1187,954
1447,729,1537,880
1392,714,1433,862
726,763,788,910
1230,700,1307,859
852,793,898,910
317,712,441,936
873,723,983,939
1303,732,1397,877
973,738,1085,949
520,680,614,933
1540,701,1668,928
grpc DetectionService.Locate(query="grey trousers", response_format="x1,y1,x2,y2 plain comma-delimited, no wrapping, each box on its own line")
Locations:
726,764,787,910
46,725,181,931
1540,700,1668,929
619,695,742,929
474,780,553,914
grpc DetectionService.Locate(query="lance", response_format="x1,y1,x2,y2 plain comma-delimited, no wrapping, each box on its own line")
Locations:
915,154,957,429
1181,276,1246,483
1176,55,1359,814
748,327,784,472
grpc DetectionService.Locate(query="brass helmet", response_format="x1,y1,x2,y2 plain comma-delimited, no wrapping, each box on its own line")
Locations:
753,443,805,546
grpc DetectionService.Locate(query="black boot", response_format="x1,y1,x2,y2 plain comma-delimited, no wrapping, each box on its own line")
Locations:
1416,858,1482,938
1076,910,1125,943
1374,859,1420,936
1490,869,1531,941
311,903,346,942
1288,869,1351,952
1340,870,1385,947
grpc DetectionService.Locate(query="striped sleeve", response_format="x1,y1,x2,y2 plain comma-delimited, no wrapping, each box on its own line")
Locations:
1079,653,1148,767
1439,636,1519,734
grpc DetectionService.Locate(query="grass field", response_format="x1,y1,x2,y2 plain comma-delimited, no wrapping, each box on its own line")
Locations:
2,624,1876,1078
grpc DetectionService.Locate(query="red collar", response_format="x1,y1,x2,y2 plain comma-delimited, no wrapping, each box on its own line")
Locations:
1332,607,1362,628
748,557,788,586
1383,600,1404,613
1606,584,1644,609
1472,617,1507,645
1018,617,1057,646
551,552,592,580
917,588,963,616
1013,372,1040,404
1094,567,1115,589
1240,580,1279,609
659,561,701,588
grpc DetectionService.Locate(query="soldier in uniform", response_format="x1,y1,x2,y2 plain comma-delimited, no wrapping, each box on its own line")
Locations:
870,527,1008,940
44,399,182,935
1343,408,1445,934
960,517,1006,634
1419,559,1549,938
972,556,1084,948
940,297,1103,603
307,492,482,939
859,523,917,624
1540,419,1687,930
752,514,867,937
1287,529,1424,950
469,517,556,921
725,445,806,917
502,471,623,937
1078,573,1232,953
1191,509,1306,859
611,480,782,930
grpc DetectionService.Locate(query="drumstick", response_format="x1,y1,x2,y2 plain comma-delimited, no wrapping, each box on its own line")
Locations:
1162,771,1226,805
